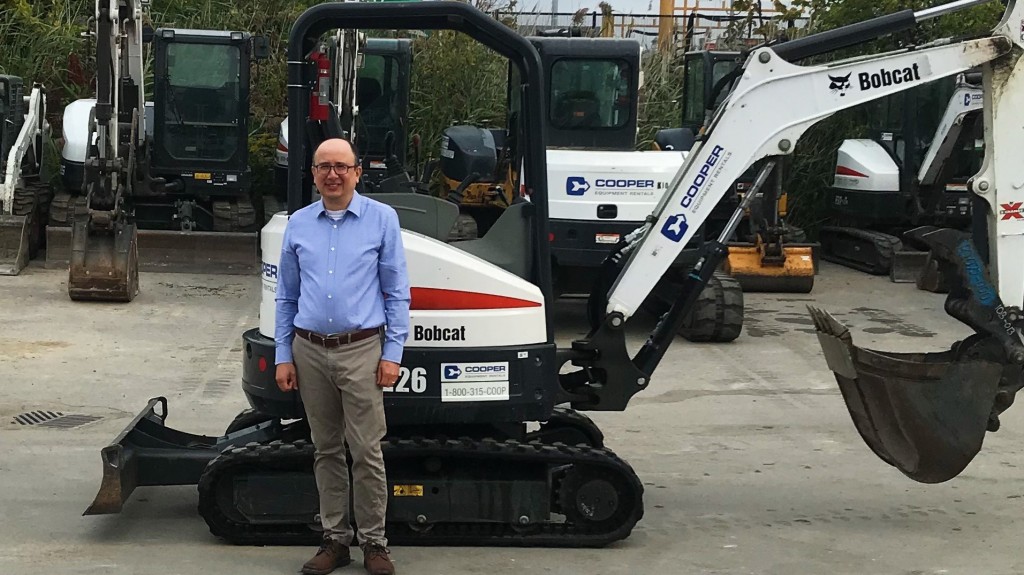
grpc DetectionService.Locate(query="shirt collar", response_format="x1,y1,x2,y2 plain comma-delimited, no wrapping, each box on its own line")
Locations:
315,191,364,219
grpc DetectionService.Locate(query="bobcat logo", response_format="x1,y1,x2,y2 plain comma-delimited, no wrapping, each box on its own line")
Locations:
829,72,852,97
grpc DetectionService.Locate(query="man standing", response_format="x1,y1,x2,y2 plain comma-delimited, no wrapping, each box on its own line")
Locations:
275,137,409,575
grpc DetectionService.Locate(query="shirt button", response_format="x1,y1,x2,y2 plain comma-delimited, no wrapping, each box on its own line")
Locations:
328,318,333,323
327,295,332,299
329,270,333,274
333,224,337,229
330,247,335,251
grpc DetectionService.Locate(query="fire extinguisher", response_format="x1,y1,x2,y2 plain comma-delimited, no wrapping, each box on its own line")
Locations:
309,49,331,121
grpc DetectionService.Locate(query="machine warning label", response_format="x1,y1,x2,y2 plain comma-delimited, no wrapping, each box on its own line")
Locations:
441,362,510,402
1000,202,1024,221
392,485,424,497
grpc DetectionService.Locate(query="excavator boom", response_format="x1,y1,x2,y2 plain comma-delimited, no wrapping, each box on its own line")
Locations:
67,0,147,302
0,81,47,275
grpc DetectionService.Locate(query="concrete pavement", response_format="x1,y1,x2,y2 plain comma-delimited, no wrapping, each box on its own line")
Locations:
1,262,1021,575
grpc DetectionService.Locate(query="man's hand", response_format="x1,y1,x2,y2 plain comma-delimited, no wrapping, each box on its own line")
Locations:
276,362,298,392
377,360,400,388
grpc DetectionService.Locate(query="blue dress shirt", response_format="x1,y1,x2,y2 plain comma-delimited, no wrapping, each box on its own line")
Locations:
275,193,410,364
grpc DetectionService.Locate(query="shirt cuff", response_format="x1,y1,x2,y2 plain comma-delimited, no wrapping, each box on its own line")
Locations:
275,344,293,365
381,341,404,364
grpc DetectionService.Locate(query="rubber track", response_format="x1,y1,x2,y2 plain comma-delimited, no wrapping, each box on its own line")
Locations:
48,192,88,227
819,226,901,275
197,436,644,548
213,198,258,233
679,272,744,343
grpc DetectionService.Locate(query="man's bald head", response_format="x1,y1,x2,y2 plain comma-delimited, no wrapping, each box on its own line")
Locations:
313,138,359,165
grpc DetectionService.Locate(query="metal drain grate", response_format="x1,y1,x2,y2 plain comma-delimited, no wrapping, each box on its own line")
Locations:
12,411,101,429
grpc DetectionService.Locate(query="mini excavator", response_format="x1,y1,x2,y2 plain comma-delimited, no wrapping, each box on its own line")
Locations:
85,0,1024,548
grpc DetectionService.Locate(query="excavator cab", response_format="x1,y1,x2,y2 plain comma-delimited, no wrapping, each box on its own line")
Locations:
351,39,412,186
142,29,264,232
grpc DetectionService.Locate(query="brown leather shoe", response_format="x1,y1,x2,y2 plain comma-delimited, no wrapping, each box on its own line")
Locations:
362,543,395,575
301,537,352,575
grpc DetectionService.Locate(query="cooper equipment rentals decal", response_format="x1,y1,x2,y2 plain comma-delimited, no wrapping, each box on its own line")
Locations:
440,362,510,402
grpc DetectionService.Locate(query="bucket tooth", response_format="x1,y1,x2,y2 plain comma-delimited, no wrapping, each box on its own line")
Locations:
809,306,1003,483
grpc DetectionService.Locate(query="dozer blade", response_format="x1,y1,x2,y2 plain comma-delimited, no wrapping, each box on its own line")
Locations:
85,398,168,515
48,226,257,274
0,214,30,276
68,218,139,302
85,397,228,515
809,306,1003,483
725,243,816,293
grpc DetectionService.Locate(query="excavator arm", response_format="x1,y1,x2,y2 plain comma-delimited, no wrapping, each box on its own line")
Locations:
562,0,1024,433
916,72,983,188
68,0,149,302
0,82,47,275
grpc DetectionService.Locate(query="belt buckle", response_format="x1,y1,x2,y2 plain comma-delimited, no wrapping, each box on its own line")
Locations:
312,332,325,346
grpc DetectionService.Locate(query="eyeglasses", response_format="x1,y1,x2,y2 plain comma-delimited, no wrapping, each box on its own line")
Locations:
313,163,359,176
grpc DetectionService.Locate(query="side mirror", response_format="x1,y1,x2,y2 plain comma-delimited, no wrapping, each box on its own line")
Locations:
251,36,270,61
142,25,154,44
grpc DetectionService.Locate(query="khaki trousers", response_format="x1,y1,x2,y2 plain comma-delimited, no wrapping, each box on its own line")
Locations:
293,332,388,547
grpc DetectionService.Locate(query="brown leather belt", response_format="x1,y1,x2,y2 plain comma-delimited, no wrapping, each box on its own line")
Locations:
294,326,381,348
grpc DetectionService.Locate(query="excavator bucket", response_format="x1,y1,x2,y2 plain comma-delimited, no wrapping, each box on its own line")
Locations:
809,226,1024,482
0,213,30,275
809,307,1004,483
67,217,139,302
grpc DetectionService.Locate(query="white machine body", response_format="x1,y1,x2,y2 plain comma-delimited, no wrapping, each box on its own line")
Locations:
546,149,687,222
832,139,901,192
833,74,983,194
258,212,547,348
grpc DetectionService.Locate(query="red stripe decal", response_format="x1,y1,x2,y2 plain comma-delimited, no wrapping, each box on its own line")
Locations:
836,165,868,178
411,287,541,310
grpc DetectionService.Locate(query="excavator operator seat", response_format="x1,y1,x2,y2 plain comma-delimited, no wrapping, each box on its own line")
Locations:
357,78,383,108
552,90,601,129
357,78,396,159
